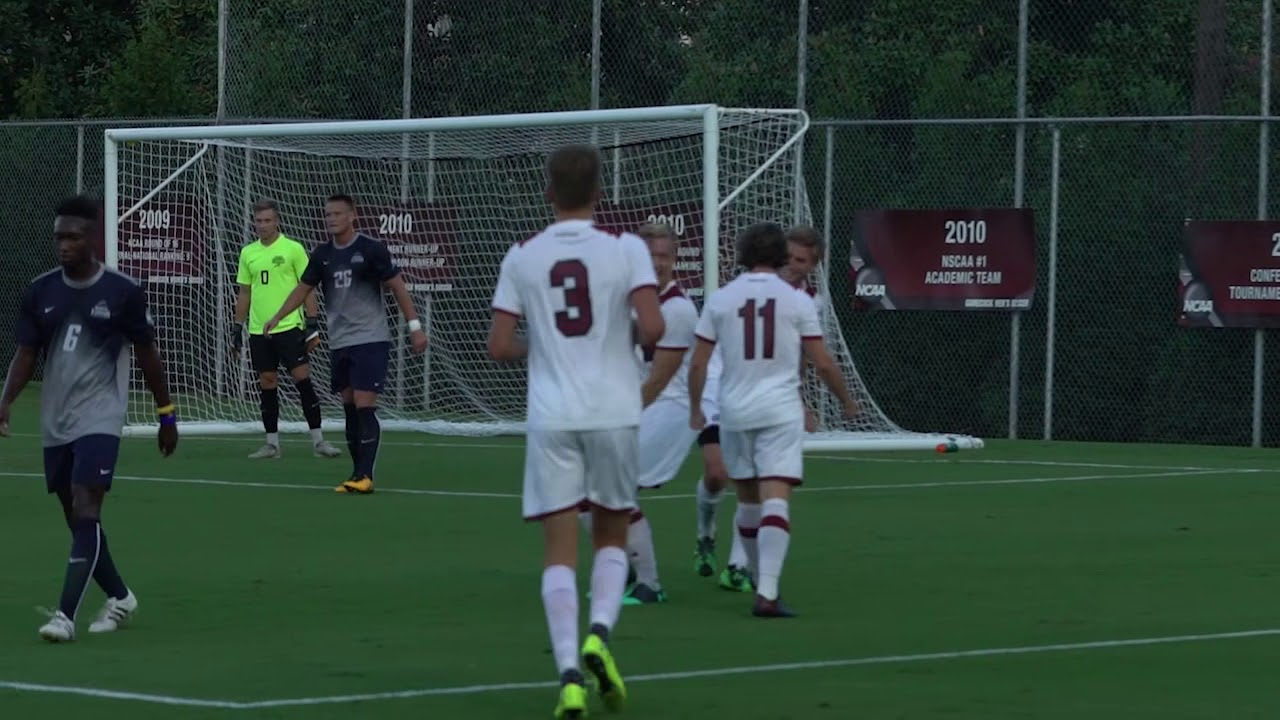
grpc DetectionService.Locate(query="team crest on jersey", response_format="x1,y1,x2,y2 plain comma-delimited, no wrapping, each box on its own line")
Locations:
90,300,111,319
272,255,285,266
351,252,364,265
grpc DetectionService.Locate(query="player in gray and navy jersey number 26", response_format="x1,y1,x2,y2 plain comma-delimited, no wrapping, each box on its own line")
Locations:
0,195,178,643
264,193,427,494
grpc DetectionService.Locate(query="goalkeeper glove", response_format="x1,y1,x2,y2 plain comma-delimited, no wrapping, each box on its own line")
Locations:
304,317,321,344
231,323,244,352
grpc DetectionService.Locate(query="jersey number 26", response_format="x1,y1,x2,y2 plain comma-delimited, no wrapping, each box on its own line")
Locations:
550,259,593,337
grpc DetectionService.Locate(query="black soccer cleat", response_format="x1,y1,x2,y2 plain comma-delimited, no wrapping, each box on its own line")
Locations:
751,594,797,618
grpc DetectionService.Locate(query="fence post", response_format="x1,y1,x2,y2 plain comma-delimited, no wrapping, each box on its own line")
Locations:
590,0,602,110
1251,0,1273,447
1043,127,1062,440
75,124,85,194
794,0,809,226
1009,0,1030,439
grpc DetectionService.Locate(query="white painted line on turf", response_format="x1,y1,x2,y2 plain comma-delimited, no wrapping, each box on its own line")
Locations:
0,680,241,708
0,472,518,499
0,467,1262,502
637,468,1258,500
12,430,1278,474
3,627,1278,709
807,454,1278,472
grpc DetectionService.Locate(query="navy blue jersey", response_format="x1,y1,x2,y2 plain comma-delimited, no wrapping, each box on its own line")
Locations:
14,266,155,447
300,233,400,349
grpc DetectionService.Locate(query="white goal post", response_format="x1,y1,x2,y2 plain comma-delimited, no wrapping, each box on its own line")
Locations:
104,103,983,452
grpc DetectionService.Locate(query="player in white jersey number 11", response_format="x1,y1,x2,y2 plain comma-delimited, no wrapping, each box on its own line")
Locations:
687,222,858,618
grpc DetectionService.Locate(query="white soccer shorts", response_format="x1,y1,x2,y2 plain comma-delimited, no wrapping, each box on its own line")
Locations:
720,420,805,485
522,427,640,520
637,397,697,489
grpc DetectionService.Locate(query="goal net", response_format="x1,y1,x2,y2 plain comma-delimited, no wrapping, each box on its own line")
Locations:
105,104,983,451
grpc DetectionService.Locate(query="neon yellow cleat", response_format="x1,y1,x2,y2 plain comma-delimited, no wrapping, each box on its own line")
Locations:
554,680,588,719
335,476,374,494
582,632,627,712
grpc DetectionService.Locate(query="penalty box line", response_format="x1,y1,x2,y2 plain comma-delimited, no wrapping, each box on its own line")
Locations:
2,627,1278,710
0,467,1259,502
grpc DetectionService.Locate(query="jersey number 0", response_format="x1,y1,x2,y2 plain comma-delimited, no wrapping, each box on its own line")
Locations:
550,259,593,337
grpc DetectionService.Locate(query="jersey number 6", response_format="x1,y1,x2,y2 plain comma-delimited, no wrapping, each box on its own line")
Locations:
550,259,593,337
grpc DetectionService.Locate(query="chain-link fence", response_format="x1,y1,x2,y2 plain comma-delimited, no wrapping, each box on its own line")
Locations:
817,117,1280,447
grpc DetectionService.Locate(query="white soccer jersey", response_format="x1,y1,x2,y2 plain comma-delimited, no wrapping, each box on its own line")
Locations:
641,282,699,406
492,219,658,431
793,278,825,316
694,271,822,430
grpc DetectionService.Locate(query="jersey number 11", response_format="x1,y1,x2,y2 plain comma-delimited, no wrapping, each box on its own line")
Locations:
737,299,775,360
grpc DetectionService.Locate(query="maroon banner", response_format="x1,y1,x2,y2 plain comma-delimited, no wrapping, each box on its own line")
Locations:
595,202,732,299
116,196,207,285
849,208,1036,311
356,204,458,293
1178,220,1280,328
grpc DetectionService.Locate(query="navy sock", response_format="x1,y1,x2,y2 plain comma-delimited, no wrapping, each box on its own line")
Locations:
92,527,129,600
343,403,360,475
260,387,280,434
296,378,323,430
356,406,380,479
59,518,102,620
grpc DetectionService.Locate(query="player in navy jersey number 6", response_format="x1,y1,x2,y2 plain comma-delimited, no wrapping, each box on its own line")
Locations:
264,193,428,494
0,195,178,643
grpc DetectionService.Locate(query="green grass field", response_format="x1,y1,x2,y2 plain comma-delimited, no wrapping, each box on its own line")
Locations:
1,391,1279,719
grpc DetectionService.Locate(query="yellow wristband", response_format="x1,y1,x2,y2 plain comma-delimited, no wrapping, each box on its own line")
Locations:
155,404,176,416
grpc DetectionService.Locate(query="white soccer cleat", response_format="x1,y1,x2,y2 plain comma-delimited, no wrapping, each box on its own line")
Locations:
88,590,138,634
313,440,342,458
38,609,75,643
248,443,281,459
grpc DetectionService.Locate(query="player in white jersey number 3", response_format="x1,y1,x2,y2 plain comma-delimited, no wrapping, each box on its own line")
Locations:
687,222,858,618
487,144,664,718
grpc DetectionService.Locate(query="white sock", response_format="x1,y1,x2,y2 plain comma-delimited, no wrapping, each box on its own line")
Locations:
695,478,724,539
541,564,579,674
588,546,628,631
727,521,748,568
266,432,279,447
310,427,324,444
734,503,761,577
756,498,791,601
626,510,660,589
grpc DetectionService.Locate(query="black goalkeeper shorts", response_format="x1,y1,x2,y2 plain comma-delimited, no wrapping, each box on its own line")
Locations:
248,328,310,373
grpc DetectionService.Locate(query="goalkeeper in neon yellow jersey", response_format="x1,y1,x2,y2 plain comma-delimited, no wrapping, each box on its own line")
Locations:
232,199,341,459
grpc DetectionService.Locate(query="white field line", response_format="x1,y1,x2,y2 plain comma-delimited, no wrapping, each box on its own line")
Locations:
0,467,1259,502
10,430,1276,474
2,627,1278,709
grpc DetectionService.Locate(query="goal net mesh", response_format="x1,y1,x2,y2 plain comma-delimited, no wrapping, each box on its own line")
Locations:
111,108,980,449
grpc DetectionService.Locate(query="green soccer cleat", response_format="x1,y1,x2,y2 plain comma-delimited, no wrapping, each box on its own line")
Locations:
582,629,627,712
693,536,717,577
554,671,589,719
622,582,667,606
719,565,755,593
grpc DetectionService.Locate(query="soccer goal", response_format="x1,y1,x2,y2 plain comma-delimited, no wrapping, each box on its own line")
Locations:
104,104,983,451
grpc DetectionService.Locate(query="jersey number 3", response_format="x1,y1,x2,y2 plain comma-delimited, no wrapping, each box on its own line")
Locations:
550,259,593,337
738,299,776,360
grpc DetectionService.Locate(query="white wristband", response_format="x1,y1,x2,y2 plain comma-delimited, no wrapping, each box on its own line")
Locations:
407,318,423,333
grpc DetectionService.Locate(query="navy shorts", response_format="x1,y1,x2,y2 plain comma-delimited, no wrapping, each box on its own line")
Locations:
330,341,390,394
43,434,122,494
